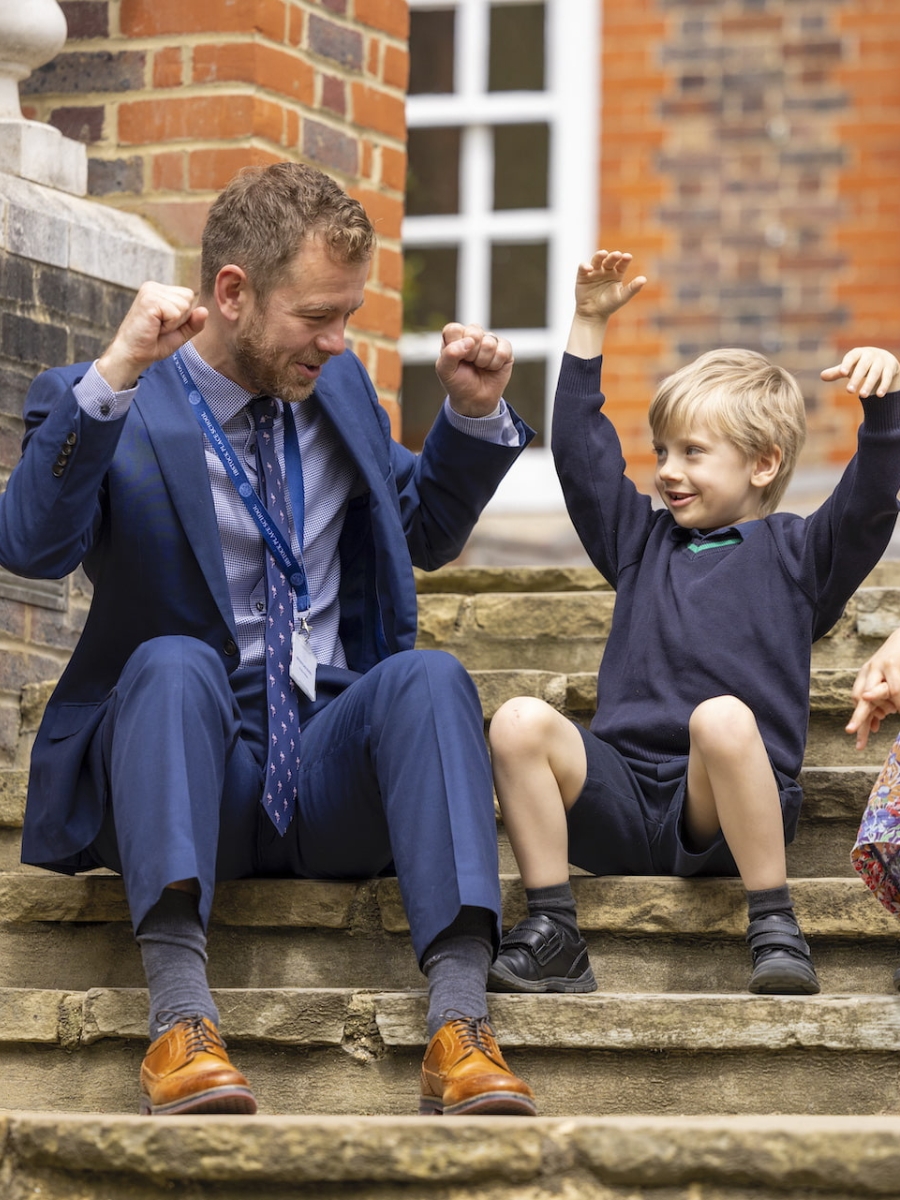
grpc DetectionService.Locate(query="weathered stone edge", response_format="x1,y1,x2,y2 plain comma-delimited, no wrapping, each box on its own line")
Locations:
2,986,900,1054
4,1111,900,1191
0,873,894,937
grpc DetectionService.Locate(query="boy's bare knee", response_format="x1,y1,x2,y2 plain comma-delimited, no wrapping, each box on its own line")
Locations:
490,697,557,756
690,695,757,752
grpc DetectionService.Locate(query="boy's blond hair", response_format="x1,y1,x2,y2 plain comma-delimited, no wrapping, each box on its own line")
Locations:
648,348,807,514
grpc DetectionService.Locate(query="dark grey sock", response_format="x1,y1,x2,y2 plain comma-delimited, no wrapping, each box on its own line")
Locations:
747,883,795,923
422,906,494,1040
136,888,219,1041
526,881,580,938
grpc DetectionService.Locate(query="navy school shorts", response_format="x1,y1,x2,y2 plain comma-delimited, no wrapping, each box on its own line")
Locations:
566,723,803,878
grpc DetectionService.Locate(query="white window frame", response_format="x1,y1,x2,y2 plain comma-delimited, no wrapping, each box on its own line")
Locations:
402,0,600,510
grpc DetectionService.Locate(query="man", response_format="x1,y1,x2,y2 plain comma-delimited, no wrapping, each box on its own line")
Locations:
0,163,536,1117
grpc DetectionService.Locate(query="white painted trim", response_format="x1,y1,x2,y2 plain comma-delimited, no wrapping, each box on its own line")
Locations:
404,0,600,513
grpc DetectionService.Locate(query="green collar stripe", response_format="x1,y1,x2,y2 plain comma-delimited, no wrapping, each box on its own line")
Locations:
687,536,741,554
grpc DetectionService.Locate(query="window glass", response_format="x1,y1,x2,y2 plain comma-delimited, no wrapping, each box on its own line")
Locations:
493,123,549,210
409,9,456,95
403,246,459,332
491,242,548,328
489,3,545,92
401,361,447,451
407,127,462,216
505,359,547,446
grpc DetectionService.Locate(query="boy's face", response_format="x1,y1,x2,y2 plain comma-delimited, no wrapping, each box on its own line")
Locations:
653,423,768,533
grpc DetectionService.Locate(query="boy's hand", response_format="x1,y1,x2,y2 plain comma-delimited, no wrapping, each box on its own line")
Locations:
574,250,646,323
846,627,900,750
566,250,647,359
821,346,900,398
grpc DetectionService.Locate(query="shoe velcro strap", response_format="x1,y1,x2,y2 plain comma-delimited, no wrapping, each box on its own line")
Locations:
746,914,809,954
502,917,563,965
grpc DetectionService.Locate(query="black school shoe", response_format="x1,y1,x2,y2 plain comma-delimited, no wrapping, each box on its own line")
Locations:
487,914,597,993
746,912,820,994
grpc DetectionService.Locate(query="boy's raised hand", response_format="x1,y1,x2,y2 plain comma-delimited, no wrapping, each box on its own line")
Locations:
575,250,647,322
567,250,647,359
821,346,900,399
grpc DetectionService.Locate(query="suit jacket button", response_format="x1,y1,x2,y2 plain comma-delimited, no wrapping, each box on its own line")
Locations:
66,432,77,445
52,464,64,477
223,639,238,656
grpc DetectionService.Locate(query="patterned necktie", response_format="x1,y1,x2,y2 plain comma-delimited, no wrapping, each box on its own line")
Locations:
251,397,301,833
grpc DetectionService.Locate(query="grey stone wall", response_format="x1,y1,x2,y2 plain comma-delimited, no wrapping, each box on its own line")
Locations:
0,170,174,763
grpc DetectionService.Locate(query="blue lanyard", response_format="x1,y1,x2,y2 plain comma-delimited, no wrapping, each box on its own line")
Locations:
172,350,310,613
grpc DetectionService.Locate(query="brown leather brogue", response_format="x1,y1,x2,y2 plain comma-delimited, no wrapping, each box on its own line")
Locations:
139,1014,258,1116
419,1016,537,1116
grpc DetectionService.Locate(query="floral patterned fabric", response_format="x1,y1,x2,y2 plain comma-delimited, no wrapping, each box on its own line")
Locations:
853,731,900,916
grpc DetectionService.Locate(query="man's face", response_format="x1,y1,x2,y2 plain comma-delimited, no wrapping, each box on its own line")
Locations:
233,236,369,404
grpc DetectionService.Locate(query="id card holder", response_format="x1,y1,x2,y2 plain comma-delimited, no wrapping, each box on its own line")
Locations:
290,615,317,701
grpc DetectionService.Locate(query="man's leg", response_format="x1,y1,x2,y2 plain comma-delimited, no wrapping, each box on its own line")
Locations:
686,695,819,995
92,636,262,1114
269,649,536,1115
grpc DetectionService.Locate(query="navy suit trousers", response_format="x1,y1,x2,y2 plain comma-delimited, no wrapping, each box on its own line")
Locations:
89,636,501,961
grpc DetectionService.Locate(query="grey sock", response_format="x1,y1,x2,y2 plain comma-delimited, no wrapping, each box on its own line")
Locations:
136,888,219,1041
747,884,795,924
422,906,494,1040
525,881,580,938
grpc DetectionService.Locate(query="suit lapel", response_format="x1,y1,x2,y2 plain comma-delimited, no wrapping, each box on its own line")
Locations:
133,357,236,633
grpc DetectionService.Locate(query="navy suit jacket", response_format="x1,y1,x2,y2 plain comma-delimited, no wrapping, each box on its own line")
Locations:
0,350,531,869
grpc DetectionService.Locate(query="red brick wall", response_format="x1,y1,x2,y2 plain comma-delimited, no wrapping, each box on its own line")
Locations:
598,0,900,490
21,0,408,430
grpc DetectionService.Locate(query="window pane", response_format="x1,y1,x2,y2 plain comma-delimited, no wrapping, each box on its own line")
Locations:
506,359,547,446
403,246,458,332
409,8,455,95
491,242,548,328
400,361,445,452
407,127,461,216
489,3,545,92
493,123,549,210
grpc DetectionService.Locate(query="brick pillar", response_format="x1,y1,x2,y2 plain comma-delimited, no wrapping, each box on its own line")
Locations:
21,0,409,431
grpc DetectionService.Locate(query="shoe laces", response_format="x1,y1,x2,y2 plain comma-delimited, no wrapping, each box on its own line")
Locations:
155,1011,226,1057
447,1015,495,1054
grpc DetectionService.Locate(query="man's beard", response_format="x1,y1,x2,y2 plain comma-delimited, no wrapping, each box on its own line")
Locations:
233,309,325,405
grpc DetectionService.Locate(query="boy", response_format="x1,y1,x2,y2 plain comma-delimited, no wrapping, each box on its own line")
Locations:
488,249,900,996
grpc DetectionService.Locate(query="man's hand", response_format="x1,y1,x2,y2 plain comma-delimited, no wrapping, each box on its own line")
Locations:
436,323,514,418
96,282,208,392
821,346,900,399
566,250,647,359
846,628,900,750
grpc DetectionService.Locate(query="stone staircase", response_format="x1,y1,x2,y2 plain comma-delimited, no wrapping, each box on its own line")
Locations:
2,563,900,1196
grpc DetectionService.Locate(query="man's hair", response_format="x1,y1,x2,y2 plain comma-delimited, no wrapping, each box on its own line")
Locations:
200,162,376,302
648,348,807,514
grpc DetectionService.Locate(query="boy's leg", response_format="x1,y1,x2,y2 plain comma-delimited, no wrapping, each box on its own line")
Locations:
686,695,818,995
487,697,596,993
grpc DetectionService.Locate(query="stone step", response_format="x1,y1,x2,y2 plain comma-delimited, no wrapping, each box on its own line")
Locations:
416,586,900,674
4,1111,900,1200
1,872,896,996
2,986,900,1117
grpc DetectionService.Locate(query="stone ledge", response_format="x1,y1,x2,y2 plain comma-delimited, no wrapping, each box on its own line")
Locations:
0,872,893,938
4,1111,900,1194
0,170,174,288
4,986,900,1056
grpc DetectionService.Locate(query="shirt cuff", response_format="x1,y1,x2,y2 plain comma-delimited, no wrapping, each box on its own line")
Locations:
442,397,523,448
75,362,138,420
